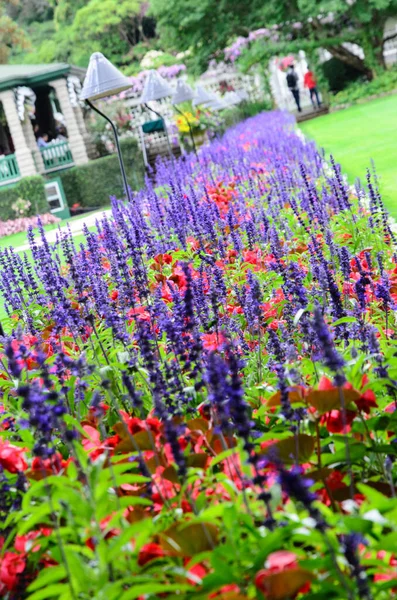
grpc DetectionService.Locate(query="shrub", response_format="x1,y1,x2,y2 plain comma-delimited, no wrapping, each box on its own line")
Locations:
322,57,362,93
0,213,59,239
0,176,48,221
218,98,273,134
57,138,145,209
331,67,397,107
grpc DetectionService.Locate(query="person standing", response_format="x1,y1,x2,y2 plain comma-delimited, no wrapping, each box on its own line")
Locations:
286,65,301,113
304,66,321,109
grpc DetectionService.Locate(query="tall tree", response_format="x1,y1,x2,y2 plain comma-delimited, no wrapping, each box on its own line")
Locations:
0,0,29,63
10,0,156,69
47,0,156,67
150,0,266,73
253,0,397,78
152,0,397,76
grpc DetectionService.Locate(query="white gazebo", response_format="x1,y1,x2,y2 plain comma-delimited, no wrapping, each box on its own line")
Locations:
0,63,93,186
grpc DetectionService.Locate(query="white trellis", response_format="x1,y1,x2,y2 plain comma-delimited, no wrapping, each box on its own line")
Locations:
198,61,265,103
384,17,397,66
269,52,314,111
90,64,268,164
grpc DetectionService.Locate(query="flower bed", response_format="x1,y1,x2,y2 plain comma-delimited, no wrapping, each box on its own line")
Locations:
0,213,59,239
0,111,397,599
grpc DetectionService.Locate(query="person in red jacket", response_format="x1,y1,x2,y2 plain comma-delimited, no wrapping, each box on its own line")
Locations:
304,66,321,108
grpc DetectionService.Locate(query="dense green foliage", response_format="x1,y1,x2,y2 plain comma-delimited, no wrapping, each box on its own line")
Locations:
151,0,397,77
236,1,397,80
322,58,363,94
0,0,28,62
331,67,397,107
219,99,274,133
57,138,145,208
6,0,397,80
150,0,267,73
0,175,48,220
9,0,157,72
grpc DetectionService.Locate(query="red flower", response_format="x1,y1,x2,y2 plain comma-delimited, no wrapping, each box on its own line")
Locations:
354,375,377,414
266,550,298,571
320,409,356,433
201,332,226,351
154,253,173,265
209,584,242,597
0,440,27,473
242,250,259,265
317,471,347,505
82,425,107,461
255,550,311,597
0,552,26,593
14,528,51,553
127,306,151,323
137,543,165,566
29,453,69,479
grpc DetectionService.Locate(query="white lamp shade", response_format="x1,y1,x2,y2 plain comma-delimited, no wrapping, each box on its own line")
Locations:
201,90,226,111
80,52,131,101
223,91,243,106
172,79,195,104
236,89,249,101
140,70,173,103
207,95,228,111
192,85,214,107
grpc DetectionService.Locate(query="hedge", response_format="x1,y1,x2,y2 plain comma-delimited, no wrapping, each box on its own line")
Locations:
57,138,145,209
0,176,48,221
330,68,397,107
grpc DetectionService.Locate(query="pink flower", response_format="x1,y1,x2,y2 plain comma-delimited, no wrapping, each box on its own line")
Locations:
0,552,26,593
0,440,27,473
201,332,227,351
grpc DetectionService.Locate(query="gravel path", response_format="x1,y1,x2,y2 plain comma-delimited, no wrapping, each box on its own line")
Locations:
16,209,112,252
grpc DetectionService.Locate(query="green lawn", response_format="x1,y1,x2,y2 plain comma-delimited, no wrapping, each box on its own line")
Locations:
299,95,397,218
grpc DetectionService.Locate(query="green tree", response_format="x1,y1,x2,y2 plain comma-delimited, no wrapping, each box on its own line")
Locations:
50,0,156,67
150,0,267,73
257,0,397,77
152,0,397,77
0,0,29,63
11,0,157,70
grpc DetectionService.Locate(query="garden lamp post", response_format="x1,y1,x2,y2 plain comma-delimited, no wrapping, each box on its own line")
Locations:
81,52,132,201
139,70,175,163
171,79,198,157
193,87,227,140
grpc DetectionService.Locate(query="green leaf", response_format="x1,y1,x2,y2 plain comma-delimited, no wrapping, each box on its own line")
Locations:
332,317,357,326
63,413,93,438
160,521,218,556
120,583,192,600
322,442,367,466
377,531,397,552
356,483,397,512
262,434,315,464
18,504,55,535
307,387,359,414
27,584,70,600
28,566,67,592
209,448,236,469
